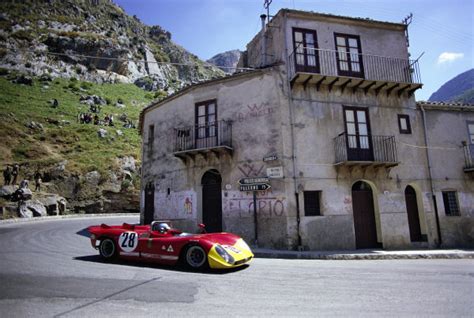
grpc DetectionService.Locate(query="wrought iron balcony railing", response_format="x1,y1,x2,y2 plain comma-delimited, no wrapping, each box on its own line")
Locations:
173,120,233,155
463,143,474,172
334,133,398,166
289,47,422,85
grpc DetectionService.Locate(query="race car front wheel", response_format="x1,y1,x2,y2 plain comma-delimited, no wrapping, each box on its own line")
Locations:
99,238,116,260
184,245,207,269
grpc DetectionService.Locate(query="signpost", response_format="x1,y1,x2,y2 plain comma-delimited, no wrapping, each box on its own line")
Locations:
238,177,272,247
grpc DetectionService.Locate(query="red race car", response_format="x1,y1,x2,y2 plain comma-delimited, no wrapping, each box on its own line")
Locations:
87,221,254,270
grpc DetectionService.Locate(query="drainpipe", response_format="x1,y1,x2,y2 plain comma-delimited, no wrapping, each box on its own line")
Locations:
282,13,302,249
260,14,267,67
420,105,442,247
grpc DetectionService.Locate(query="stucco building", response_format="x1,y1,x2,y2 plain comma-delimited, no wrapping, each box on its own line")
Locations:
139,9,474,250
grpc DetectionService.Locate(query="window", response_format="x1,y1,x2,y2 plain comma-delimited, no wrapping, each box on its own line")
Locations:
195,100,217,148
343,106,373,161
334,33,364,78
147,124,154,153
196,100,217,138
398,114,412,134
292,28,319,73
467,121,474,144
304,191,321,216
442,191,460,216
467,121,474,160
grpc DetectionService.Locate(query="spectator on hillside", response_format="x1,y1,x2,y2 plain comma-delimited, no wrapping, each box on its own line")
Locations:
3,166,11,185
11,164,19,185
94,114,100,125
34,170,42,192
104,114,110,126
19,179,29,189
52,98,59,108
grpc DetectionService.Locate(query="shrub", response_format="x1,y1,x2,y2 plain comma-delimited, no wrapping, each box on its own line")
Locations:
80,82,93,90
11,30,34,42
0,68,9,76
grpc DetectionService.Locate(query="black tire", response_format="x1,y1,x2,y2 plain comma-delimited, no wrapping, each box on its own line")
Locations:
184,245,208,270
99,238,116,260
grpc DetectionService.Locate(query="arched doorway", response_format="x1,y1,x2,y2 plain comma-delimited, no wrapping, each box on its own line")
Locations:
201,169,222,232
352,181,379,249
405,186,423,242
144,182,155,225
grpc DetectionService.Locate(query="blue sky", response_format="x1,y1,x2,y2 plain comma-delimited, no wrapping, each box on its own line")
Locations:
114,0,473,100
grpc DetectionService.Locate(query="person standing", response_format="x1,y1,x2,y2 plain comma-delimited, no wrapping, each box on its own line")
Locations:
11,164,19,185
34,170,42,192
3,166,11,185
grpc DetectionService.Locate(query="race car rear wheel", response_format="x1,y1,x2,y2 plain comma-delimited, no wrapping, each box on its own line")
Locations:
99,238,116,260
184,245,207,269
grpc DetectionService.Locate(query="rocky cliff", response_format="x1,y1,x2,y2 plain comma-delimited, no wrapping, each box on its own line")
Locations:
207,50,242,74
0,0,224,94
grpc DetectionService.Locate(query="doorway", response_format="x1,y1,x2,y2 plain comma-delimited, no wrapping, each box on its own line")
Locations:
144,182,155,225
201,169,222,232
352,181,379,248
405,186,423,242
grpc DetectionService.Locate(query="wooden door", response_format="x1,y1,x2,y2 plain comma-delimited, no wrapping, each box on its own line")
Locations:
405,186,423,242
144,182,155,225
352,181,378,249
202,170,222,233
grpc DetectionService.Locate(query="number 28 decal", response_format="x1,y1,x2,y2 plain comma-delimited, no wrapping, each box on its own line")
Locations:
118,231,138,252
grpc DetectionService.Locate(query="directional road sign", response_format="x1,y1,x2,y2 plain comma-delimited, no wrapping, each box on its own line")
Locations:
239,183,271,192
238,177,269,185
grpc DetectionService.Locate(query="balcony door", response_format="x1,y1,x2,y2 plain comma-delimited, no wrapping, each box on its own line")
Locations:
343,106,373,161
335,33,364,78
293,28,319,73
195,100,217,149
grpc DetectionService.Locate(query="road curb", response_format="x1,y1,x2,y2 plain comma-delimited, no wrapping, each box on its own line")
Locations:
254,250,474,260
0,213,139,225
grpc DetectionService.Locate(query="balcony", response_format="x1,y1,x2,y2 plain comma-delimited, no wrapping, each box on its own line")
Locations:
173,120,233,161
288,48,422,96
334,133,399,168
463,143,474,173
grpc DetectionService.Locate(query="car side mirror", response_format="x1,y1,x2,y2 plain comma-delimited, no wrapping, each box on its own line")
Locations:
198,223,206,233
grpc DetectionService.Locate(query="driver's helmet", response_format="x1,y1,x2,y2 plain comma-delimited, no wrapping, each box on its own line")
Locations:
157,222,170,234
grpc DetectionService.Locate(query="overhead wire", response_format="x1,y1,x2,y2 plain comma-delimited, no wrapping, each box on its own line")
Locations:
11,48,255,72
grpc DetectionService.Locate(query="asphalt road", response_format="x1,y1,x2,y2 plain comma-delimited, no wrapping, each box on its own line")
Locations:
0,216,473,317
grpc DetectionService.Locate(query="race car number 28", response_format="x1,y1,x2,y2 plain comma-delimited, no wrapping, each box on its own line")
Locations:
118,231,138,252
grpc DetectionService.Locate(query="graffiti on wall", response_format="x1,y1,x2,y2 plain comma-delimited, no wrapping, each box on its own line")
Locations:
155,190,196,219
223,190,286,218
238,162,265,177
236,102,275,123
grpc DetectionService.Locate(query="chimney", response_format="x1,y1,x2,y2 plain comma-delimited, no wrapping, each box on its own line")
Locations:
260,14,267,67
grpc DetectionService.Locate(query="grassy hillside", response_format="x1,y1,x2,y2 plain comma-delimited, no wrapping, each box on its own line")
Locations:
0,71,149,177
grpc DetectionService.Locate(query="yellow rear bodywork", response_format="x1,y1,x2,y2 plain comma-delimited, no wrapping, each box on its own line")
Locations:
208,239,254,269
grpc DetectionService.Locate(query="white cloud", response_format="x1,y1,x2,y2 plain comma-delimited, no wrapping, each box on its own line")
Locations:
437,52,464,64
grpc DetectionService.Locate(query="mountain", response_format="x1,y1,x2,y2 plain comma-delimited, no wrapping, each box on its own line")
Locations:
0,0,224,95
207,50,241,74
429,69,474,104
0,0,225,218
